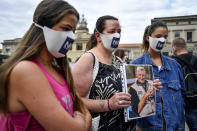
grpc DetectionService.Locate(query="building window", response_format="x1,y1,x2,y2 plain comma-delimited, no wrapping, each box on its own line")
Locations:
76,43,82,50
174,32,180,38
6,48,10,53
187,32,192,42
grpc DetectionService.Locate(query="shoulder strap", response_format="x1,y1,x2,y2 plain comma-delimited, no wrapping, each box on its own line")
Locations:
87,51,95,67
85,51,99,98
0,115,10,131
24,114,32,130
114,55,123,64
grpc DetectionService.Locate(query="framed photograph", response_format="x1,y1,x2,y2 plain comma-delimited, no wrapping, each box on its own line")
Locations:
120,64,155,122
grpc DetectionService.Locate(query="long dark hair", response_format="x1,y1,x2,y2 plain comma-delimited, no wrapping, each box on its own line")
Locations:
142,21,168,53
86,15,118,50
142,25,150,54
0,0,86,114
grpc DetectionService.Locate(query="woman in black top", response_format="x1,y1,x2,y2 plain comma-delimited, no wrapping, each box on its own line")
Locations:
72,15,162,131
72,15,136,131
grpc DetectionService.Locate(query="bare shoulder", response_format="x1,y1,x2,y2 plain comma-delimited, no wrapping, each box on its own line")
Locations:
72,52,94,73
10,60,49,91
72,53,94,97
12,60,39,74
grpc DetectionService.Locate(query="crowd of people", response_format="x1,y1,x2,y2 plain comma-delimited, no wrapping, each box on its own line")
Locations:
0,0,196,131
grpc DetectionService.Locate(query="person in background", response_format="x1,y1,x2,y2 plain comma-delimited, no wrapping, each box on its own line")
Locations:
114,49,125,63
0,54,9,65
130,67,155,117
0,0,91,130
131,22,185,131
172,37,197,131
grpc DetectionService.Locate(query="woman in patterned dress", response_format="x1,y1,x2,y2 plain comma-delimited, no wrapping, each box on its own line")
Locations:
72,15,135,131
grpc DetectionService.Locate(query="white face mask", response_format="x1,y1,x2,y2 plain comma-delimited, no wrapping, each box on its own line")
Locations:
99,33,120,51
34,23,75,58
149,36,166,52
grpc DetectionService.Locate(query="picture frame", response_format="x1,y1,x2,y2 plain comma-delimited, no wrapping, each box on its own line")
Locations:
120,64,155,122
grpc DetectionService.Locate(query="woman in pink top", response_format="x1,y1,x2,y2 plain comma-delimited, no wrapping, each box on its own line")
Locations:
0,0,91,130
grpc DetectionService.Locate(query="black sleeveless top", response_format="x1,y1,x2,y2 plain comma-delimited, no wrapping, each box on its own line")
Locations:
89,55,136,131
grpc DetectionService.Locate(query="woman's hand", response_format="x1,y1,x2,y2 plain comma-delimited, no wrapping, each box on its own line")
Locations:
153,79,162,91
109,92,131,110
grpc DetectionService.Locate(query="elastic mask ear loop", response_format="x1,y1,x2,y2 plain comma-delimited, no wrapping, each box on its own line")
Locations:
95,28,101,34
34,22,44,29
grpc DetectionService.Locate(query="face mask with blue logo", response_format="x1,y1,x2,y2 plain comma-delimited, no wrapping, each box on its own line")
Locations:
149,36,166,52
34,23,75,58
96,29,120,51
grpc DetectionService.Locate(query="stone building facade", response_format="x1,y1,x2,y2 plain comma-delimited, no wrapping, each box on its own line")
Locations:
1,38,21,56
152,15,197,56
67,15,91,62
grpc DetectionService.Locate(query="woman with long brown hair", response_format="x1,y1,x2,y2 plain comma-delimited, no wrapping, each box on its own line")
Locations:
0,0,91,130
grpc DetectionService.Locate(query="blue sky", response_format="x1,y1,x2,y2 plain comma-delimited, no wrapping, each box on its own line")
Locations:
0,0,197,49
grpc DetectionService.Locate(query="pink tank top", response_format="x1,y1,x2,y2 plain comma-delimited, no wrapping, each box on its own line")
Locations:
0,60,74,130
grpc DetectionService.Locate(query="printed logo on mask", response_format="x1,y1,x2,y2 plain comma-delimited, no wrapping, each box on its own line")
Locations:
111,37,120,48
59,37,74,55
156,41,165,50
